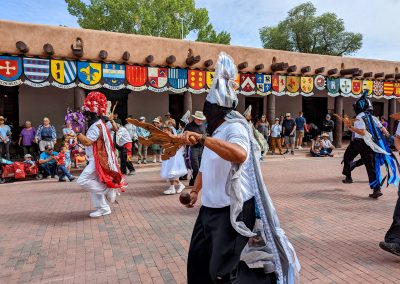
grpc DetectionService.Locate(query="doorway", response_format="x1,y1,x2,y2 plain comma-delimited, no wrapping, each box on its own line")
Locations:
0,86,19,140
245,97,264,122
372,102,384,118
302,97,328,128
169,94,184,122
85,88,130,123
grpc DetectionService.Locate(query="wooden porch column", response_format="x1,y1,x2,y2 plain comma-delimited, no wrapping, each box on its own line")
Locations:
388,98,397,134
74,87,86,111
267,94,275,124
333,96,343,148
183,91,193,115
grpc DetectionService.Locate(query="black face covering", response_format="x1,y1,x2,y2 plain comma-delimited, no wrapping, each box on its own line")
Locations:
203,101,233,135
83,111,101,128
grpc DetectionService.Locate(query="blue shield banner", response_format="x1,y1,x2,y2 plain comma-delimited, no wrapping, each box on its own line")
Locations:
168,68,188,92
0,56,22,82
23,58,50,83
103,63,125,89
256,74,272,94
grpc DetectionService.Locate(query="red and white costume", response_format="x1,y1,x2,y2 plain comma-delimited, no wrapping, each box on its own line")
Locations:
77,92,126,215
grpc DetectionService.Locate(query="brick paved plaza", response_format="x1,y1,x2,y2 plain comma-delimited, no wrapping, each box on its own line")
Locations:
0,153,400,283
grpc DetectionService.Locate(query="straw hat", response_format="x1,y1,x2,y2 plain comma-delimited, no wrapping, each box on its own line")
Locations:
192,111,206,120
153,117,160,123
321,133,330,138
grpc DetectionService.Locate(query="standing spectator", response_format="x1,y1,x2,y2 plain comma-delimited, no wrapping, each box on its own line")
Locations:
279,114,285,147
322,114,335,141
164,112,176,128
125,115,138,155
282,113,296,155
151,118,162,163
255,114,270,145
136,116,150,164
19,121,36,158
115,123,136,175
270,118,283,155
381,117,389,129
0,116,11,160
38,145,58,178
295,111,306,149
321,133,335,157
184,111,206,186
35,117,57,152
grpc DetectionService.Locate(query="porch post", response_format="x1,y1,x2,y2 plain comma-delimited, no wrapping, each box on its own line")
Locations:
267,94,275,124
74,87,86,111
333,96,343,148
388,98,396,134
183,91,193,115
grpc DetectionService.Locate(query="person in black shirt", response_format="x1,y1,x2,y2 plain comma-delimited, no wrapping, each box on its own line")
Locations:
184,111,206,186
322,114,334,141
282,113,296,155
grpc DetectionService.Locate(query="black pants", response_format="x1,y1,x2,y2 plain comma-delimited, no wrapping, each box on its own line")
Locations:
119,147,135,174
188,198,276,283
385,191,400,243
0,142,10,160
342,139,378,189
23,145,36,157
189,147,203,186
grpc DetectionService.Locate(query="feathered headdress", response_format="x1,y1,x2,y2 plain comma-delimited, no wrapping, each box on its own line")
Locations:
64,107,85,132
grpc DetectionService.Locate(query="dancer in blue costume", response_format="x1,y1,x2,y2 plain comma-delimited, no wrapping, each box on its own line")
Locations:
342,90,398,198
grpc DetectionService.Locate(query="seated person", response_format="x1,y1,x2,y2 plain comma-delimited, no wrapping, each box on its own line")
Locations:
321,132,335,157
56,145,75,182
23,154,36,170
310,135,323,157
38,145,58,178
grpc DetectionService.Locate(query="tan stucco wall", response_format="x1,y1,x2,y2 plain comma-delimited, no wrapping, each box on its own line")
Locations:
18,85,74,137
1,20,400,74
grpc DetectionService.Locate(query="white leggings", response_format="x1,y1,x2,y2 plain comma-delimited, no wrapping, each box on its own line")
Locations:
77,160,110,211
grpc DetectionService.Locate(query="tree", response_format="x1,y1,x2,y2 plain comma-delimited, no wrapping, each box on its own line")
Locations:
65,0,230,44
259,2,362,56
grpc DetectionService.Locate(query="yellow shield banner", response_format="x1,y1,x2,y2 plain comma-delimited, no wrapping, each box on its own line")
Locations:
206,72,214,89
362,80,373,95
394,83,400,98
286,76,300,95
300,77,313,95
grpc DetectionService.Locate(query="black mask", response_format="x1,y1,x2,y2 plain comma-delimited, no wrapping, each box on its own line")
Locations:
83,111,100,128
203,101,233,135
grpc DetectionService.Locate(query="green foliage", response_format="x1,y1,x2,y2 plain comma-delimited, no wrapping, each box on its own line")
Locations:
65,0,230,44
259,2,363,56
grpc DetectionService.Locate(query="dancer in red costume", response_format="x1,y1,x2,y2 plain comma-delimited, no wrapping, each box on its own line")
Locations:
75,91,126,218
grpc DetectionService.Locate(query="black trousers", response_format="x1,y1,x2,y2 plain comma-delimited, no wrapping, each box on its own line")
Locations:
188,198,276,284
189,147,203,186
118,147,135,174
342,139,378,189
0,142,10,160
385,191,400,243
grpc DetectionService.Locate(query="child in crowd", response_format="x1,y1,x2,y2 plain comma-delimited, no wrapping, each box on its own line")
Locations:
23,154,36,170
56,146,75,182
63,141,72,172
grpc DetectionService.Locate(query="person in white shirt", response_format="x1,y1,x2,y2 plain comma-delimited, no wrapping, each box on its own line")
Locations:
379,120,400,256
270,118,283,154
342,91,391,199
320,133,335,157
181,52,299,284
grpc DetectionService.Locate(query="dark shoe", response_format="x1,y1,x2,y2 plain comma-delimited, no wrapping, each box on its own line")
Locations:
342,177,353,184
51,175,55,179
69,177,75,182
290,151,294,155
379,241,400,256
127,171,135,176
369,189,383,199
58,179,66,182
284,150,289,154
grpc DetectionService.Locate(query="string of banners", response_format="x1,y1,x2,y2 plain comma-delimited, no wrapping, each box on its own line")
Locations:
0,55,399,99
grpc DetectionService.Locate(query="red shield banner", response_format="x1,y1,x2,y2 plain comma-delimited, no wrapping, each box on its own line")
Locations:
188,70,206,90
240,74,256,93
126,66,147,87
351,80,362,95
383,82,394,96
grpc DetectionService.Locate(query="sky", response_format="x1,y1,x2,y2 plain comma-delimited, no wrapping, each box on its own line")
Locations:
1,0,399,61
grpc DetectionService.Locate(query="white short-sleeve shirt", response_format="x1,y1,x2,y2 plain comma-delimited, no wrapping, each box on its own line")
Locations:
199,121,255,208
396,122,400,137
85,120,102,160
353,112,382,139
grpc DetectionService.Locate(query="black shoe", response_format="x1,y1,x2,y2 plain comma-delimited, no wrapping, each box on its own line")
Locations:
342,177,353,184
284,150,289,154
379,241,400,256
51,175,55,179
69,177,75,182
59,179,66,182
290,151,294,155
369,189,383,199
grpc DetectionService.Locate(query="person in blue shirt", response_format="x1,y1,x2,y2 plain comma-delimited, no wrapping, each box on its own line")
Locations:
0,116,12,160
295,112,306,150
38,145,58,178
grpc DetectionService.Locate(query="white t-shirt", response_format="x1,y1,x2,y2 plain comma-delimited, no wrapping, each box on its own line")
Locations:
396,123,400,137
353,112,382,139
321,138,333,149
199,121,255,208
86,120,102,160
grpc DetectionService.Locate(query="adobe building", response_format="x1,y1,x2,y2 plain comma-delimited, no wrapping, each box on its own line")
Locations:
0,20,400,146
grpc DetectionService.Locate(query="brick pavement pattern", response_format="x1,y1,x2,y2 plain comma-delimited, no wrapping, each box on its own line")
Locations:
0,155,400,283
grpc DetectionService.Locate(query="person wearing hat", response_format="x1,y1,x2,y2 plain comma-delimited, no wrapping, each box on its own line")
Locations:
322,114,334,141
0,116,11,160
282,113,296,155
164,112,176,128
184,111,206,186
136,116,150,164
23,153,36,170
342,90,393,199
75,91,126,218
270,117,283,154
320,133,335,157
151,118,162,163
181,52,299,283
